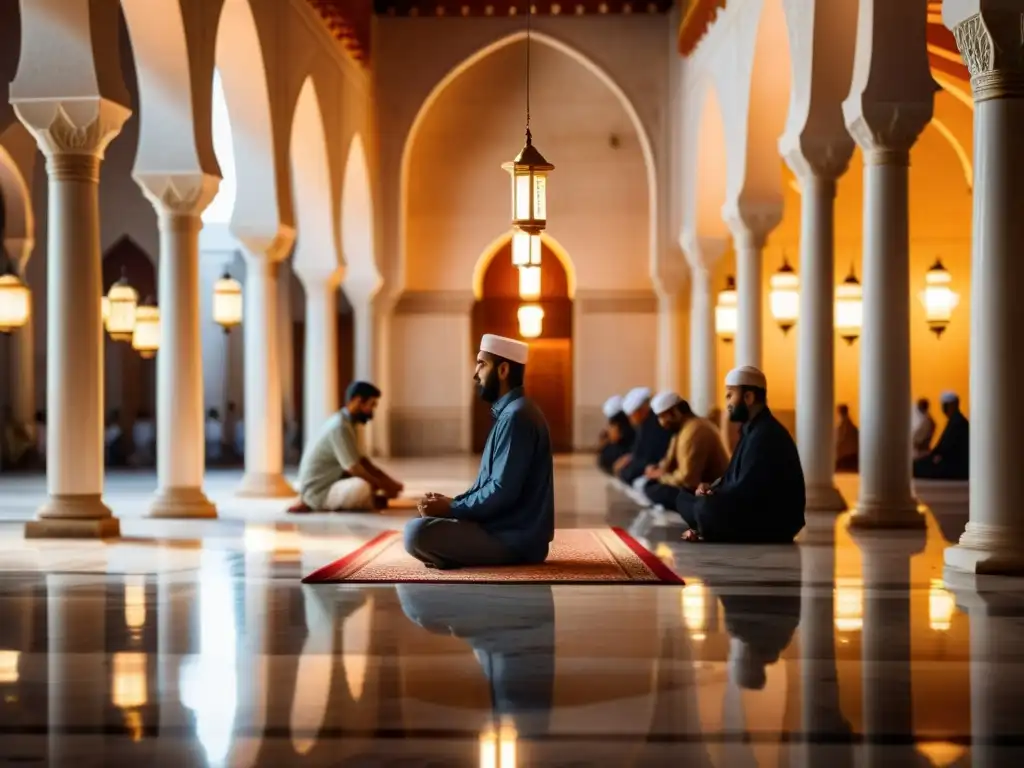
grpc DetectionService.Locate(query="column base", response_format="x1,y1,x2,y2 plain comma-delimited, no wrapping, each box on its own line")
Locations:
943,522,1024,576
27,494,119,539
848,499,926,530
805,484,848,513
236,471,295,499
148,487,217,519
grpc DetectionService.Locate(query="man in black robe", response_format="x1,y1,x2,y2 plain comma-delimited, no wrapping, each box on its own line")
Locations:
597,395,635,474
913,391,969,480
615,386,672,486
675,366,805,543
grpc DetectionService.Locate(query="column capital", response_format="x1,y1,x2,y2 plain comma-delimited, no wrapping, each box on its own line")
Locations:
843,100,933,165
239,226,297,264
135,173,220,221
12,98,130,164
722,200,782,249
680,232,727,271
948,9,1024,102
779,135,855,183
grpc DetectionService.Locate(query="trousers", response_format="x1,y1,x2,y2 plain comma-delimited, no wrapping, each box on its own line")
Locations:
403,517,521,569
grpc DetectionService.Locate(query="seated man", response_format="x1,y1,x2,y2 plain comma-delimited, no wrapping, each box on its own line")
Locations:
913,391,969,480
676,366,805,543
614,386,672,485
597,394,635,474
834,404,859,473
642,392,730,509
912,397,936,460
405,334,554,569
289,380,403,512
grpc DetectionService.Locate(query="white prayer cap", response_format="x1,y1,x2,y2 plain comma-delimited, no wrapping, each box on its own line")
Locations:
725,365,767,390
622,386,652,416
651,391,681,416
940,390,959,404
602,395,624,419
480,334,529,364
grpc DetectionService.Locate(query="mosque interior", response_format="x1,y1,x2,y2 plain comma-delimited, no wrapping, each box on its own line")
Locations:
1,0,1024,763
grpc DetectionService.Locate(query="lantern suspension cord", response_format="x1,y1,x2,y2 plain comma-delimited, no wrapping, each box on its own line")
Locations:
525,5,531,137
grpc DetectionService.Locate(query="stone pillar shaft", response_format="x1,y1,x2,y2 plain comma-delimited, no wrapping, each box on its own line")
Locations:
303,279,339,447
688,266,717,417
735,237,763,370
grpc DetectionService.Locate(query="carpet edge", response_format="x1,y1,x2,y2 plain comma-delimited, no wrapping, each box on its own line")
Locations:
610,527,685,585
302,530,399,583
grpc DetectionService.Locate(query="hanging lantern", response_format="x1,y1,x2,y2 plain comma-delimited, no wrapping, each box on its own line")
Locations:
132,297,160,359
769,255,799,333
0,263,30,334
517,304,544,339
511,229,542,267
106,268,138,342
715,275,737,343
213,271,243,332
835,266,863,345
518,266,541,301
919,258,959,338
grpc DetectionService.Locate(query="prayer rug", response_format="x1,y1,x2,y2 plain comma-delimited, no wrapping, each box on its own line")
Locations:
302,527,683,585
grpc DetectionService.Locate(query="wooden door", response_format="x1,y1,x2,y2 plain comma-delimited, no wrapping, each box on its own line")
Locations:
524,339,573,453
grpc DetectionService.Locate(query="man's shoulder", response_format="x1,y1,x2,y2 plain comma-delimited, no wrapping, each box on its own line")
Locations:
504,396,548,428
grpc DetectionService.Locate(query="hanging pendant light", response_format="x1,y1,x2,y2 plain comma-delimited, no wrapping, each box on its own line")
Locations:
769,254,799,334
835,265,863,345
715,275,737,343
503,6,554,239
919,258,959,338
0,261,30,335
517,304,544,339
132,296,160,359
106,267,139,342
518,265,542,301
213,270,243,332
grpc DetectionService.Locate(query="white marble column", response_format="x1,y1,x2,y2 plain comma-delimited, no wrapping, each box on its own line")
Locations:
6,239,36,440
140,177,219,518
688,266,717,417
302,275,340,446
655,285,682,394
13,104,129,537
943,5,1024,575
238,239,295,498
734,231,764,370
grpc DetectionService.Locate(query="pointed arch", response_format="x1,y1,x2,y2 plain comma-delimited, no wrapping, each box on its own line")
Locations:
290,77,338,277
0,145,33,244
341,133,381,293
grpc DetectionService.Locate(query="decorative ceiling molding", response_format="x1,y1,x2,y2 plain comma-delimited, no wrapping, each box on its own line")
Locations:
677,0,726,56
305,0,373,64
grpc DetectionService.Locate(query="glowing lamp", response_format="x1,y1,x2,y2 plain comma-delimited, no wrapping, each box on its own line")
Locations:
106,269,138,342
715,275,737,342
0,264,30,334
769,256,799,333
835,266,863,345
920,258,959,338
928,578,955,632
132,297,160,359
102,296,110,324
511,228,542,268
112,652,147,710
213,271,243,332
517,304,544,339
518,266,541,301
502,131,554,234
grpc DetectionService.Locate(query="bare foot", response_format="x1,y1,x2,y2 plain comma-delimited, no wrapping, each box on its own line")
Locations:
287,500,313,514
681,529,702,542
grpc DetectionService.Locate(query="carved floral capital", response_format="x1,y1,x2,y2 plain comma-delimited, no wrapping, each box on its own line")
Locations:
951,11,1024,101
135,173,221,221
12,99,130,167
842,98,934,163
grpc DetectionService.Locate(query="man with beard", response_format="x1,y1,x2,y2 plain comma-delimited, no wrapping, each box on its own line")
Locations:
913,391,969,480
405,334,554,569
597,394,635,474
614,386,672,485
675,366,805,543
288,380,404,512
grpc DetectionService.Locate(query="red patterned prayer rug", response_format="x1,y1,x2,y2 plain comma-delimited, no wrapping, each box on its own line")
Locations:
302,527,683,585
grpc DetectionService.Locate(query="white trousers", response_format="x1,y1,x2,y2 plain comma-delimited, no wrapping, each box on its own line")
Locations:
324,477,374,511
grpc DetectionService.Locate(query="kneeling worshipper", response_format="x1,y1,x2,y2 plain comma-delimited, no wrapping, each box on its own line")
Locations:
597,394,635,474
405,334,554,569
675,366,805,543
288,380,404,513
642,392,730,509
614,386,672,486
913,391,969,480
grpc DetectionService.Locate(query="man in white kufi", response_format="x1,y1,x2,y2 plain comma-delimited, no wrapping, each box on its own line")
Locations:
597,394,635,474
612,386,671,484
913,390,969,480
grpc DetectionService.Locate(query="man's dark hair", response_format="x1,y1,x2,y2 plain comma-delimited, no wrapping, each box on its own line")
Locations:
346,380,381,403
837,403,849,417
740,385,767,404
483,352,525,389
677,399,694,417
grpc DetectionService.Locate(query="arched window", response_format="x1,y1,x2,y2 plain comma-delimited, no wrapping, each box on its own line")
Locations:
203,70,237,225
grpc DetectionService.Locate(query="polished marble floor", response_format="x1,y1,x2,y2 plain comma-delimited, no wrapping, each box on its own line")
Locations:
0,455,1022,766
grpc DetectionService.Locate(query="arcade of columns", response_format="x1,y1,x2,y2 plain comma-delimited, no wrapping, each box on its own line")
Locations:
2,0,1023,577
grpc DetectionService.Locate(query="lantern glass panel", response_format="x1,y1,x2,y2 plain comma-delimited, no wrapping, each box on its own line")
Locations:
517,304,544,339
518,266,541,300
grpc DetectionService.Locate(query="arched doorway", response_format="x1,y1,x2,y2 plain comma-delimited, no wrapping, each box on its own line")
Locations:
472,237,573,453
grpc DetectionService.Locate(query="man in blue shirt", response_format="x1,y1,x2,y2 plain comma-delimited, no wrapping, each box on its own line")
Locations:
405,334,555,569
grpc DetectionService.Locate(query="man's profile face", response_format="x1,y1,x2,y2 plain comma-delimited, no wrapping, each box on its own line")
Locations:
725,386,753,423
657,408,683,433
474,353,503,403
351,396,378,423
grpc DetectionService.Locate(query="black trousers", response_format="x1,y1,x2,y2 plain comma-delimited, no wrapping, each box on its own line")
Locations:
404,517,524,569
676,491,801,543
913,455,968,480
643,480,682,509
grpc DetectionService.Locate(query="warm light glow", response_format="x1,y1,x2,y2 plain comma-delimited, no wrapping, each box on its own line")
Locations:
0,268,30,334
106,271,139,342
715,275,737,342
479,721,518,768
517,304,544,339
920,259,959,337
124,576,146,633
102,296,110,323
213,271,243,331
112,652,148,709
502,135,554,232
682,581,706,639
918,740,967,768
834,578,863,633
0,650,19,684
928,578,956,632
518,266,541,300
769,257,799,333
132,300,160,359
835,266,863,345
511,229,542,267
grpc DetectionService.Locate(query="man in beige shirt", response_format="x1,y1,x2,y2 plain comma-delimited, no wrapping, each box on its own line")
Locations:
642,391,730,510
